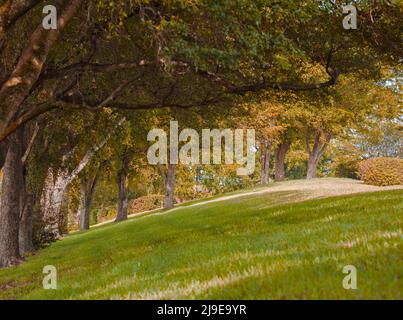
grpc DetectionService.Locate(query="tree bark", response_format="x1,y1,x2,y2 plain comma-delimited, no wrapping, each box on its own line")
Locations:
0,130,24,268
161,164,176,209
41,169,69,239
260,141,271,185
305,129,331,180
115,156,130,222
19,158,35,256
79,173,98,230
0,140,8,170
275,140,291,182
18,122,39,255
306,156,319,180
19,192,35,256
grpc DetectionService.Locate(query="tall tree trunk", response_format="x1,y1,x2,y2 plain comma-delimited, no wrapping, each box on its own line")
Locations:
115,156,129,222
275,140,291,182
161,164,176,209
79,173,98,230
260,141,271,185
305,129,331,180
0,130,24,268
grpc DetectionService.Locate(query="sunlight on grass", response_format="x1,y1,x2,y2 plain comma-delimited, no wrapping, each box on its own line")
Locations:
0,190,401,299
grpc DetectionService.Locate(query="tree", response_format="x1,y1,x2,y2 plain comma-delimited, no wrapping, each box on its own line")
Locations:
1,0,401,269
236,98,286,184
115,152,130,222
160,164,176,209
275,139,292,182
0,129,24,267
286,73,400,179
0,0,84,139
2,0,401,142
79,167,99,230
0,121,39,267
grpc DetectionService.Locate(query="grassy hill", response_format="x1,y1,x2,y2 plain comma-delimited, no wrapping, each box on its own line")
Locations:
0,184,402,299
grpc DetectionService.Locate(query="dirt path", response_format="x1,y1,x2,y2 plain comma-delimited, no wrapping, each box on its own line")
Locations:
91,178,402,228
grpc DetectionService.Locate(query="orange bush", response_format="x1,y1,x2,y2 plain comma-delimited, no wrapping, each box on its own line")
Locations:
357,157,403,186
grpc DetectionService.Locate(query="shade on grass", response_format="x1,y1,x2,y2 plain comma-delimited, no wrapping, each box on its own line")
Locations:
0,190,401,299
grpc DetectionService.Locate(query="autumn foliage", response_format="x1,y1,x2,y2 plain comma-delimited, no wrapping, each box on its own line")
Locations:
129,195,164,214
358,158,403,186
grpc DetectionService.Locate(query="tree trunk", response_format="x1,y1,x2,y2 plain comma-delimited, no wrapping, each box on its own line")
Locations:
0,131,24,268
275,140,291,182
162,164,176,209
305,129,330,180
19,187,35,256
41,169,69,239
115,156,129,222
306,156,320,180
79,173,98,230
18,123,39,256
260,141,271,185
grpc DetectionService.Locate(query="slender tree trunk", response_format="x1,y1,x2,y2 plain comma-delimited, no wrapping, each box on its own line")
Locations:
306,155,320,180
305,129,331,180
161,164,176,209
79,191,91,230
115,156,129,222
0,131,24,268
19,185,35,256
18,123,39,256
260,141,271,185
79,173,98,230
275,140,291,182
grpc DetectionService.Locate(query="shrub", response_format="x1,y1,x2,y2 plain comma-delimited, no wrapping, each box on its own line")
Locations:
129,195,164,214
333,157,360,179
357,157,403,186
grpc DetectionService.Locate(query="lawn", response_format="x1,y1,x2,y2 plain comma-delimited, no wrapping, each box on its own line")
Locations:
0,189,401,299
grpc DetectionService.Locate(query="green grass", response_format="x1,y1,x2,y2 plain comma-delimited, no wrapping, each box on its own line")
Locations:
0,189,402,299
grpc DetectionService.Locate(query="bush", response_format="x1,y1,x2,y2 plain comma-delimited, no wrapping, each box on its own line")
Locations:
333,158,360,179
358,157,403,186
129,195,164,214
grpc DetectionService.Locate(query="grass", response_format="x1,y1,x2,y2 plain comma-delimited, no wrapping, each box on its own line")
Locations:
88,184,270,229
0,189,401,300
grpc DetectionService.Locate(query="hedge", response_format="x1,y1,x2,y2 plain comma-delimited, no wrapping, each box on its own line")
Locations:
357,157,403,186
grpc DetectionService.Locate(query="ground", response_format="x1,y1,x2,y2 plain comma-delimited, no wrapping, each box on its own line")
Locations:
0,178,401,299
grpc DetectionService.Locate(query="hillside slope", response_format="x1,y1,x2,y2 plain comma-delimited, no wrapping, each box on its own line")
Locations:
0,183,402,299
